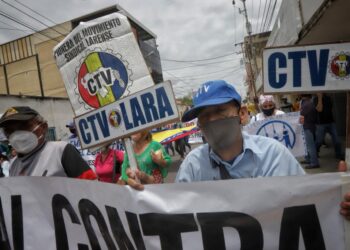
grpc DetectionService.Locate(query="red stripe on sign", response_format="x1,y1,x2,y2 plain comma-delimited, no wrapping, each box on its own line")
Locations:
78,62,99,108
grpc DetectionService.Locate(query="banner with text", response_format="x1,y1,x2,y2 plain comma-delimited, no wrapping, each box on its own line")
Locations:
74,81,179,149
0,173,348,249
53,12,154,115
263,42,350,93
244,112,307,157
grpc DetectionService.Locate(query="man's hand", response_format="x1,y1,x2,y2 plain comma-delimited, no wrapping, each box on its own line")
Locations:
338,160,350,220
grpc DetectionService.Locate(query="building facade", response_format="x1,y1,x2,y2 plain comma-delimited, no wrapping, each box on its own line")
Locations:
0,5,163,140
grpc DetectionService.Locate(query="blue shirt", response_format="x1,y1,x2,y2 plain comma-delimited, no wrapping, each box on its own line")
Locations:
175,132,305,182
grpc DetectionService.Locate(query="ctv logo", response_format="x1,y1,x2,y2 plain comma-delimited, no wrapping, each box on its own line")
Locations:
329,52,350,79
77,52,130,108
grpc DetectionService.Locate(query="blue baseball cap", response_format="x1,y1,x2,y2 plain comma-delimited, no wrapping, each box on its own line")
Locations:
181,80,241,122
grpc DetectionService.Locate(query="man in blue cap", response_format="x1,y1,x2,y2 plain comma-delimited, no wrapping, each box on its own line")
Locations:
175,80,305,182
125,80,350,220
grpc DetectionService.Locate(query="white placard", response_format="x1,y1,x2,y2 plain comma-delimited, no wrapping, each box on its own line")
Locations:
53,12,154,115
244,112,307,157
0,173,348,249
74,81,179,149
263,42,350,93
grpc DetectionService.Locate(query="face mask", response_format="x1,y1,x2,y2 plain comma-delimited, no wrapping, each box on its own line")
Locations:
262,107,275,116
201,117,241,152
8,124,42,154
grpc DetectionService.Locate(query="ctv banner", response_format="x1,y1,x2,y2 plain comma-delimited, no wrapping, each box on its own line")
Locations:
0,173,348,249
53,12,154,115
74,81,179,149
244,112,307,157
263,42,350,93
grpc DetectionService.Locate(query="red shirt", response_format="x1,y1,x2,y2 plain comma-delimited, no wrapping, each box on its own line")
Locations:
94,149,124,183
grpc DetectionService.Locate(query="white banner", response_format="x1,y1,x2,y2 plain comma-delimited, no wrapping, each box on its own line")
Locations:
53,13,154,116
74,81,179,149
244,112,307,157
0,173,348,249
263,42,350,93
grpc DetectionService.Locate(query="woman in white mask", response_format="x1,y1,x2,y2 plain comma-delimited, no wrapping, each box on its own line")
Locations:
250,95,285,123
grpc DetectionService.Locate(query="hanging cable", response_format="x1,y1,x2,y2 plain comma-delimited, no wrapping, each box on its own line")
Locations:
1,0,67,37
266,0,278,31
256,0,262,33
259,0,269,32
162,52,235,63
262,0,273,32
163,58,239,71
0,10,61,43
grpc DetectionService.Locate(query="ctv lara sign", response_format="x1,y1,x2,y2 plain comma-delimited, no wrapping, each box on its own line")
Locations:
263,42,350,93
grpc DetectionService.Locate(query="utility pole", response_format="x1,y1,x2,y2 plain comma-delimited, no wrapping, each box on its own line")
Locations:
232,0,258,99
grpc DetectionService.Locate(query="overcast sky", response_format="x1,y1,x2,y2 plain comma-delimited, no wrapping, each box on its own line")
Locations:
0,0,280,99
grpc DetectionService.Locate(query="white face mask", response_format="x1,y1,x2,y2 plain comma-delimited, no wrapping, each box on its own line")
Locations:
8,124,43,154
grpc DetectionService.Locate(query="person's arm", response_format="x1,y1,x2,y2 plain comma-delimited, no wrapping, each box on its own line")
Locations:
61,144,97,180
315,93,323,112
151,144,172,168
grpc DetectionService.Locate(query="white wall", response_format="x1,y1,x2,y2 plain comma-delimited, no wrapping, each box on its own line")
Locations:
0,96,74,141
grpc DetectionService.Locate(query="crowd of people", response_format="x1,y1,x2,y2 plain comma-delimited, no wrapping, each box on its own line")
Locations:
0,80,349,221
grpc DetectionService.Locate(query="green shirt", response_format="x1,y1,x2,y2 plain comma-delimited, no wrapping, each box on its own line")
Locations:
121,141,171,181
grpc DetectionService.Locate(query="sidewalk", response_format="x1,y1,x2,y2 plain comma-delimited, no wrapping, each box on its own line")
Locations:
300,144,340,174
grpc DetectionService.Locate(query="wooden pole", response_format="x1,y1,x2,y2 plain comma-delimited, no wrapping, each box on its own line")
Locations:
123,137,140,183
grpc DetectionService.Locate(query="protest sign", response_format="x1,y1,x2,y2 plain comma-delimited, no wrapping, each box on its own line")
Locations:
68,137,97,169
53,12,154,115
0,173,348,249
244,112,307,157
263,42,350,93
184,119,203,144
74,81,179,149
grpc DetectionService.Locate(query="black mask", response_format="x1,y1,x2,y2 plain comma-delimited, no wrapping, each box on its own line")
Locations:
262,107,274,116
201,117,241,152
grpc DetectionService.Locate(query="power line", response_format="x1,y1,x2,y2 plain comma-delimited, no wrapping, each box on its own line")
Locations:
233,5,237,45
259,0,269,32
174,65,240,78
262,0,273,32
163,58,239,71
0,19,31,31
256,0,263,33
13,0,70,33
1,0,67,38
266,0,278,31
0,10,61,43
0,26,29,31
14,0,57,25
162,52,235,63
166,65,242,80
